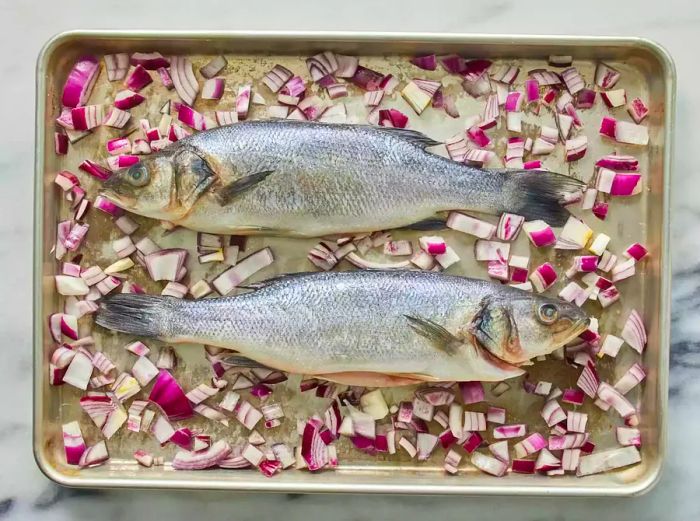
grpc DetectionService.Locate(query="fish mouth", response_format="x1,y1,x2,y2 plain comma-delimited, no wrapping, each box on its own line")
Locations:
554,317,591,346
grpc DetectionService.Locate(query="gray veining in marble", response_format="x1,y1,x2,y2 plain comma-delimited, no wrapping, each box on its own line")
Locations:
0,0,698,519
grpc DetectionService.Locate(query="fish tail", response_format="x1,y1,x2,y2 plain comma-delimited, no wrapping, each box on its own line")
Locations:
96,293,177,338
498,170,584,226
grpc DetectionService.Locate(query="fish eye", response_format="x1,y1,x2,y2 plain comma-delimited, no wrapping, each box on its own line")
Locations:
537,303,559,324
126,164,149,187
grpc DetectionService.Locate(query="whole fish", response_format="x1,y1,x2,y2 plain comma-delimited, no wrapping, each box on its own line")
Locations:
96,270,589,386
102,120,583,237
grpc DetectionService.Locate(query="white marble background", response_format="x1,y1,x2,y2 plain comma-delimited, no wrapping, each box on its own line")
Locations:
0,0,698,519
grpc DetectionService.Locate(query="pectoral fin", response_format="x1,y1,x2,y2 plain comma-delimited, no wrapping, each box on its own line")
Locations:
217,170,274,205
405,315,460,355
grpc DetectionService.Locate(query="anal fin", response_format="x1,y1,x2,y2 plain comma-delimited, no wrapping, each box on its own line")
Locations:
314,371,430,387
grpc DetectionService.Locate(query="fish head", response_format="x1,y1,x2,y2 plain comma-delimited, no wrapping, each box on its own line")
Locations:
468,294,589,364
101,146,215,221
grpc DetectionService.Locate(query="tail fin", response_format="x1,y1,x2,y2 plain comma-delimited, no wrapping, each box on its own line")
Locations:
96,294,175,338
500,170,584,226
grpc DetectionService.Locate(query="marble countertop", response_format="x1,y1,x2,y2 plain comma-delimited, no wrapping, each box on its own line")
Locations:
1,0,698,519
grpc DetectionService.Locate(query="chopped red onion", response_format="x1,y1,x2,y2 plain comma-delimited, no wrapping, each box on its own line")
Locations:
326,83,349,99
491,64,519,84
493,424,526,439
170,56,199,106
79,159,111,181
378,108,408,128
595,63,621,89
614,362,647,395
565,135,588,162
624,243,649,261
410,54,437,70
145,248,187,281
567,411,588,433
446,212,495,239
627,97,649,123
62,421,87,465
462,71,491,98
334,54,358,78
70,104,103,131
529,262,557,292
514,433,547,458
197,55,227,78
236,400,263,430
560,67,584,94
577,446,640,476
523,220,556,247
106,137,130,156
458,381,485,405
621,310,647,354
263,64,293,93
471,451,507,476
616,427,641,447
104,53,129,81
173,440,232,470
54,131,69,155
79,440,109,469
463,411,486,432
148,370,193,421
114,89,145,110
62,56,99,108
350,65,384,91
496,213,524,241
124,64,153,92
600,88,626,108
178,104,207,131
102,106,131,128
512,459,536,474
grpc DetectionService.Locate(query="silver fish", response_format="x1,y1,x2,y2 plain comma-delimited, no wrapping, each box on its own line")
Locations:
96,271,589,387
102,120,583,237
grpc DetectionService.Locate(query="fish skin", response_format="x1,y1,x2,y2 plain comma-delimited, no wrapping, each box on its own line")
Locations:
96,270,589,384
102,120,583,236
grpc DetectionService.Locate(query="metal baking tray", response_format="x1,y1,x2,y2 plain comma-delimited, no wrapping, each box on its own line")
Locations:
34,31,674,495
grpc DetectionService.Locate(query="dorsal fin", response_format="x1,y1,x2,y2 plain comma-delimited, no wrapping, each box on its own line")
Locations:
238,272,314,291
374,127,442,148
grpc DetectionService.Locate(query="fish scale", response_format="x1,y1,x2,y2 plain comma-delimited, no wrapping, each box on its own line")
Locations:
97,270,589,385
102,120,583,236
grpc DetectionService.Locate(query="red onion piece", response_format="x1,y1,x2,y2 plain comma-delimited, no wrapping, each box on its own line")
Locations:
514,433,547,458
79,441,109,468
200,56,228,79
62,56,100,108
102,107,131,128
170,56,199,106
594,62,621,89
350,66,384,91
263,64,293,93
145,248,187,281
130,52,169,70
493,424,526,439
104,53,129,81
124,64,153,91
149,370,194,421
157,67,174,89
178,104,207,130
114,89,145,110
576,88,596,109
236,84,252,120
578,446,640,477
378,109,408,129
512,459,536,474
471,451,507,476
173,440,232,470
576,360,600,398
62,421,87,464
78,159,111,181
446,213,495,239
333,54,358,78
458,381,485,404
410,54,437,70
